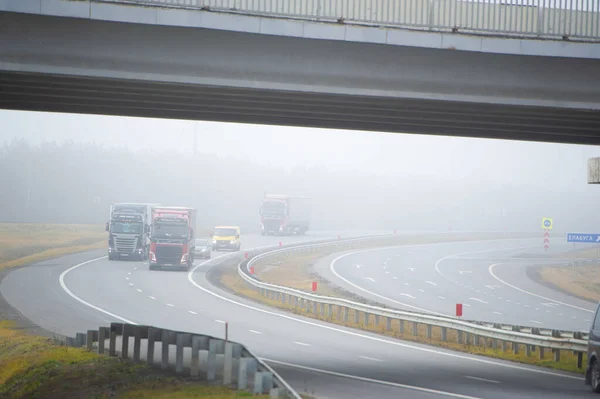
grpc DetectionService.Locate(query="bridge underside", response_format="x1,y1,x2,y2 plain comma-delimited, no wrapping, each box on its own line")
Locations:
2,71,599,145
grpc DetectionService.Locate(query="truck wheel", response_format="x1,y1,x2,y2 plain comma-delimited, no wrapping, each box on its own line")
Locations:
592,360,600,393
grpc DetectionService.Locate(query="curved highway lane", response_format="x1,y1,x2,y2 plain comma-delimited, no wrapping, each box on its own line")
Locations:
320,238,595,332
0,234,591,399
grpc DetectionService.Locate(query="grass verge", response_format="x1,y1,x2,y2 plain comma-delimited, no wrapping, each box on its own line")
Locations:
0,320,271,399
538,247,600,302
217,233,585,375
0,223,107,271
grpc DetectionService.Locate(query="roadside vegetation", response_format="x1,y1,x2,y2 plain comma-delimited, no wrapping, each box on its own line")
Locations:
0,320,271,399
217,232,585,375
0,223,106,271
538,247,600,302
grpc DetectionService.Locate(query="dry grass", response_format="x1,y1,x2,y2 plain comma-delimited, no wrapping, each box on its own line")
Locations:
0,223,106,271
540,264,600,302
0,320,270,399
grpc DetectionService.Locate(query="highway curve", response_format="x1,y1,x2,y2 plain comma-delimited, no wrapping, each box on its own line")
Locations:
0,233,591,399
319,238,596,332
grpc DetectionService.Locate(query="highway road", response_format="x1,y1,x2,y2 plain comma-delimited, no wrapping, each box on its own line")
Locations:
0,233,592,399
317,238,596,332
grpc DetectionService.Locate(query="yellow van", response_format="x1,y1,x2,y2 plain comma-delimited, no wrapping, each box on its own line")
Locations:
212,226,241,251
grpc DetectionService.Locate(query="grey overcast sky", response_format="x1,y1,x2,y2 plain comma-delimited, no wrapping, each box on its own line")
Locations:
2,109,599,188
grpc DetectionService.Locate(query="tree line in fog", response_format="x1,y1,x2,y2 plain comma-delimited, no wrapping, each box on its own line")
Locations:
1,138,598,233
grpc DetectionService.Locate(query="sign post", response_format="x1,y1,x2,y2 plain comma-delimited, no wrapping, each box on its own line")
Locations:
542,218,553,251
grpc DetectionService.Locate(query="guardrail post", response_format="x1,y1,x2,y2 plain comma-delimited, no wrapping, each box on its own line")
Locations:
294,296,299,308
474,335,480,346
326,304,333,320
319,303,324,317
336,305,342,321
133,326,145,362
364,312,370,327
465,333,471,345
386,317,392,331
491,339,497,350
190,335,202,378
354,310,359,324
86,330,95,351
374,315,380,326
109,331,117,356
553,349,561,362
313,302,318,315
457,330,463,344
161,329,170,370
147,328,159,366
254,371,266,394
121,325,131,359
223,342,234,385
343,307,349,322
176,333,186,374
280,293,286,305
76,332,86,347
538,346,545,359
305,300,310,313
426,325,432,339
399,320,404,334
98,327,108,354
412,322,418,336
502,341,508,352
287,294,293,305
441,327,447,342
238,358,257,390
577,352,584,369
207,339,218,381
526,345,532,357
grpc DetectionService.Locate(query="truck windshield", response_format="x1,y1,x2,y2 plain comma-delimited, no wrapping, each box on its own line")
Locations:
262,203,285,216
153,223,188,238
110,222,142,234
214,228,237,236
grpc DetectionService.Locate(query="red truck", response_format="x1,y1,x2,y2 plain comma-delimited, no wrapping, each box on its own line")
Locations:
259,194,311,236
148,206,197,271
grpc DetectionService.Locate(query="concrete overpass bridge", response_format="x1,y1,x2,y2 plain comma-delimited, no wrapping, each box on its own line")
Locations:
1,0,599,144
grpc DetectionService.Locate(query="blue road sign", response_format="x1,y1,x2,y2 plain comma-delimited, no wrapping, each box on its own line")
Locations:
544,220,551,228
566,233,600,243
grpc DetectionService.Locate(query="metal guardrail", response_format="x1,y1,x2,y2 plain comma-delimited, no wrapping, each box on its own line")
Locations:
237,236,589,368
64,322,301,398
101,0,600,40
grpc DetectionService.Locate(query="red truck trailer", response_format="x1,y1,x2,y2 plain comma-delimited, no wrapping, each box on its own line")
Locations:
148,206,197,271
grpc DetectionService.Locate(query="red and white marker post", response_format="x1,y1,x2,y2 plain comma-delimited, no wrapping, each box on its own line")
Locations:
456,303,463,318
544,229,550,251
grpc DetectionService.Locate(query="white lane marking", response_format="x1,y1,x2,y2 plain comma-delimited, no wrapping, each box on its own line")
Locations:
525,305,530,308
408,267,416,272
469,298,488,304
188,310,197,315
535,308,539,311
128,283,133,286
249,330,262,334
385,271,390,274
464,376,500,384
356,264,362,269
166,303,174,307
404,283,410,286
182,244,573,381
393,277,398,280
400,293,416,299
136,289,142,293
58,256,137,324
505,299,511,303
419,289,425,293
485,285,500,290
489,263,594,313
497,297,503,300
359,355,382,362
264,358,485,399
530,320,542,324
178,246,583,381
365,277,376,282
149,296,156,300
425,281,437,286
559,313,563,316
438,296,446,300
294,341,311,347
493,311,502,315
585,319,591,322
125,277,129,280
458,270,472,275
128,272,131,275
215,319,226,323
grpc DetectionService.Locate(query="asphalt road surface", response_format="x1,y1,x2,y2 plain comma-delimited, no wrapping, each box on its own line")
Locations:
317,238,596,331
1,233,593,399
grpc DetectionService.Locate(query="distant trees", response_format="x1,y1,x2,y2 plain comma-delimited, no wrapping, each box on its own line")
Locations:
0,139,597,233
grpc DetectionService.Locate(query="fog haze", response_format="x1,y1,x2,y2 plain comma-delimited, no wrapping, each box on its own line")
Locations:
2,110,598,233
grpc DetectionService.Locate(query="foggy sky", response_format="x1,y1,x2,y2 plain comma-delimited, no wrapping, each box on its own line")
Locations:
2,109,600,233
